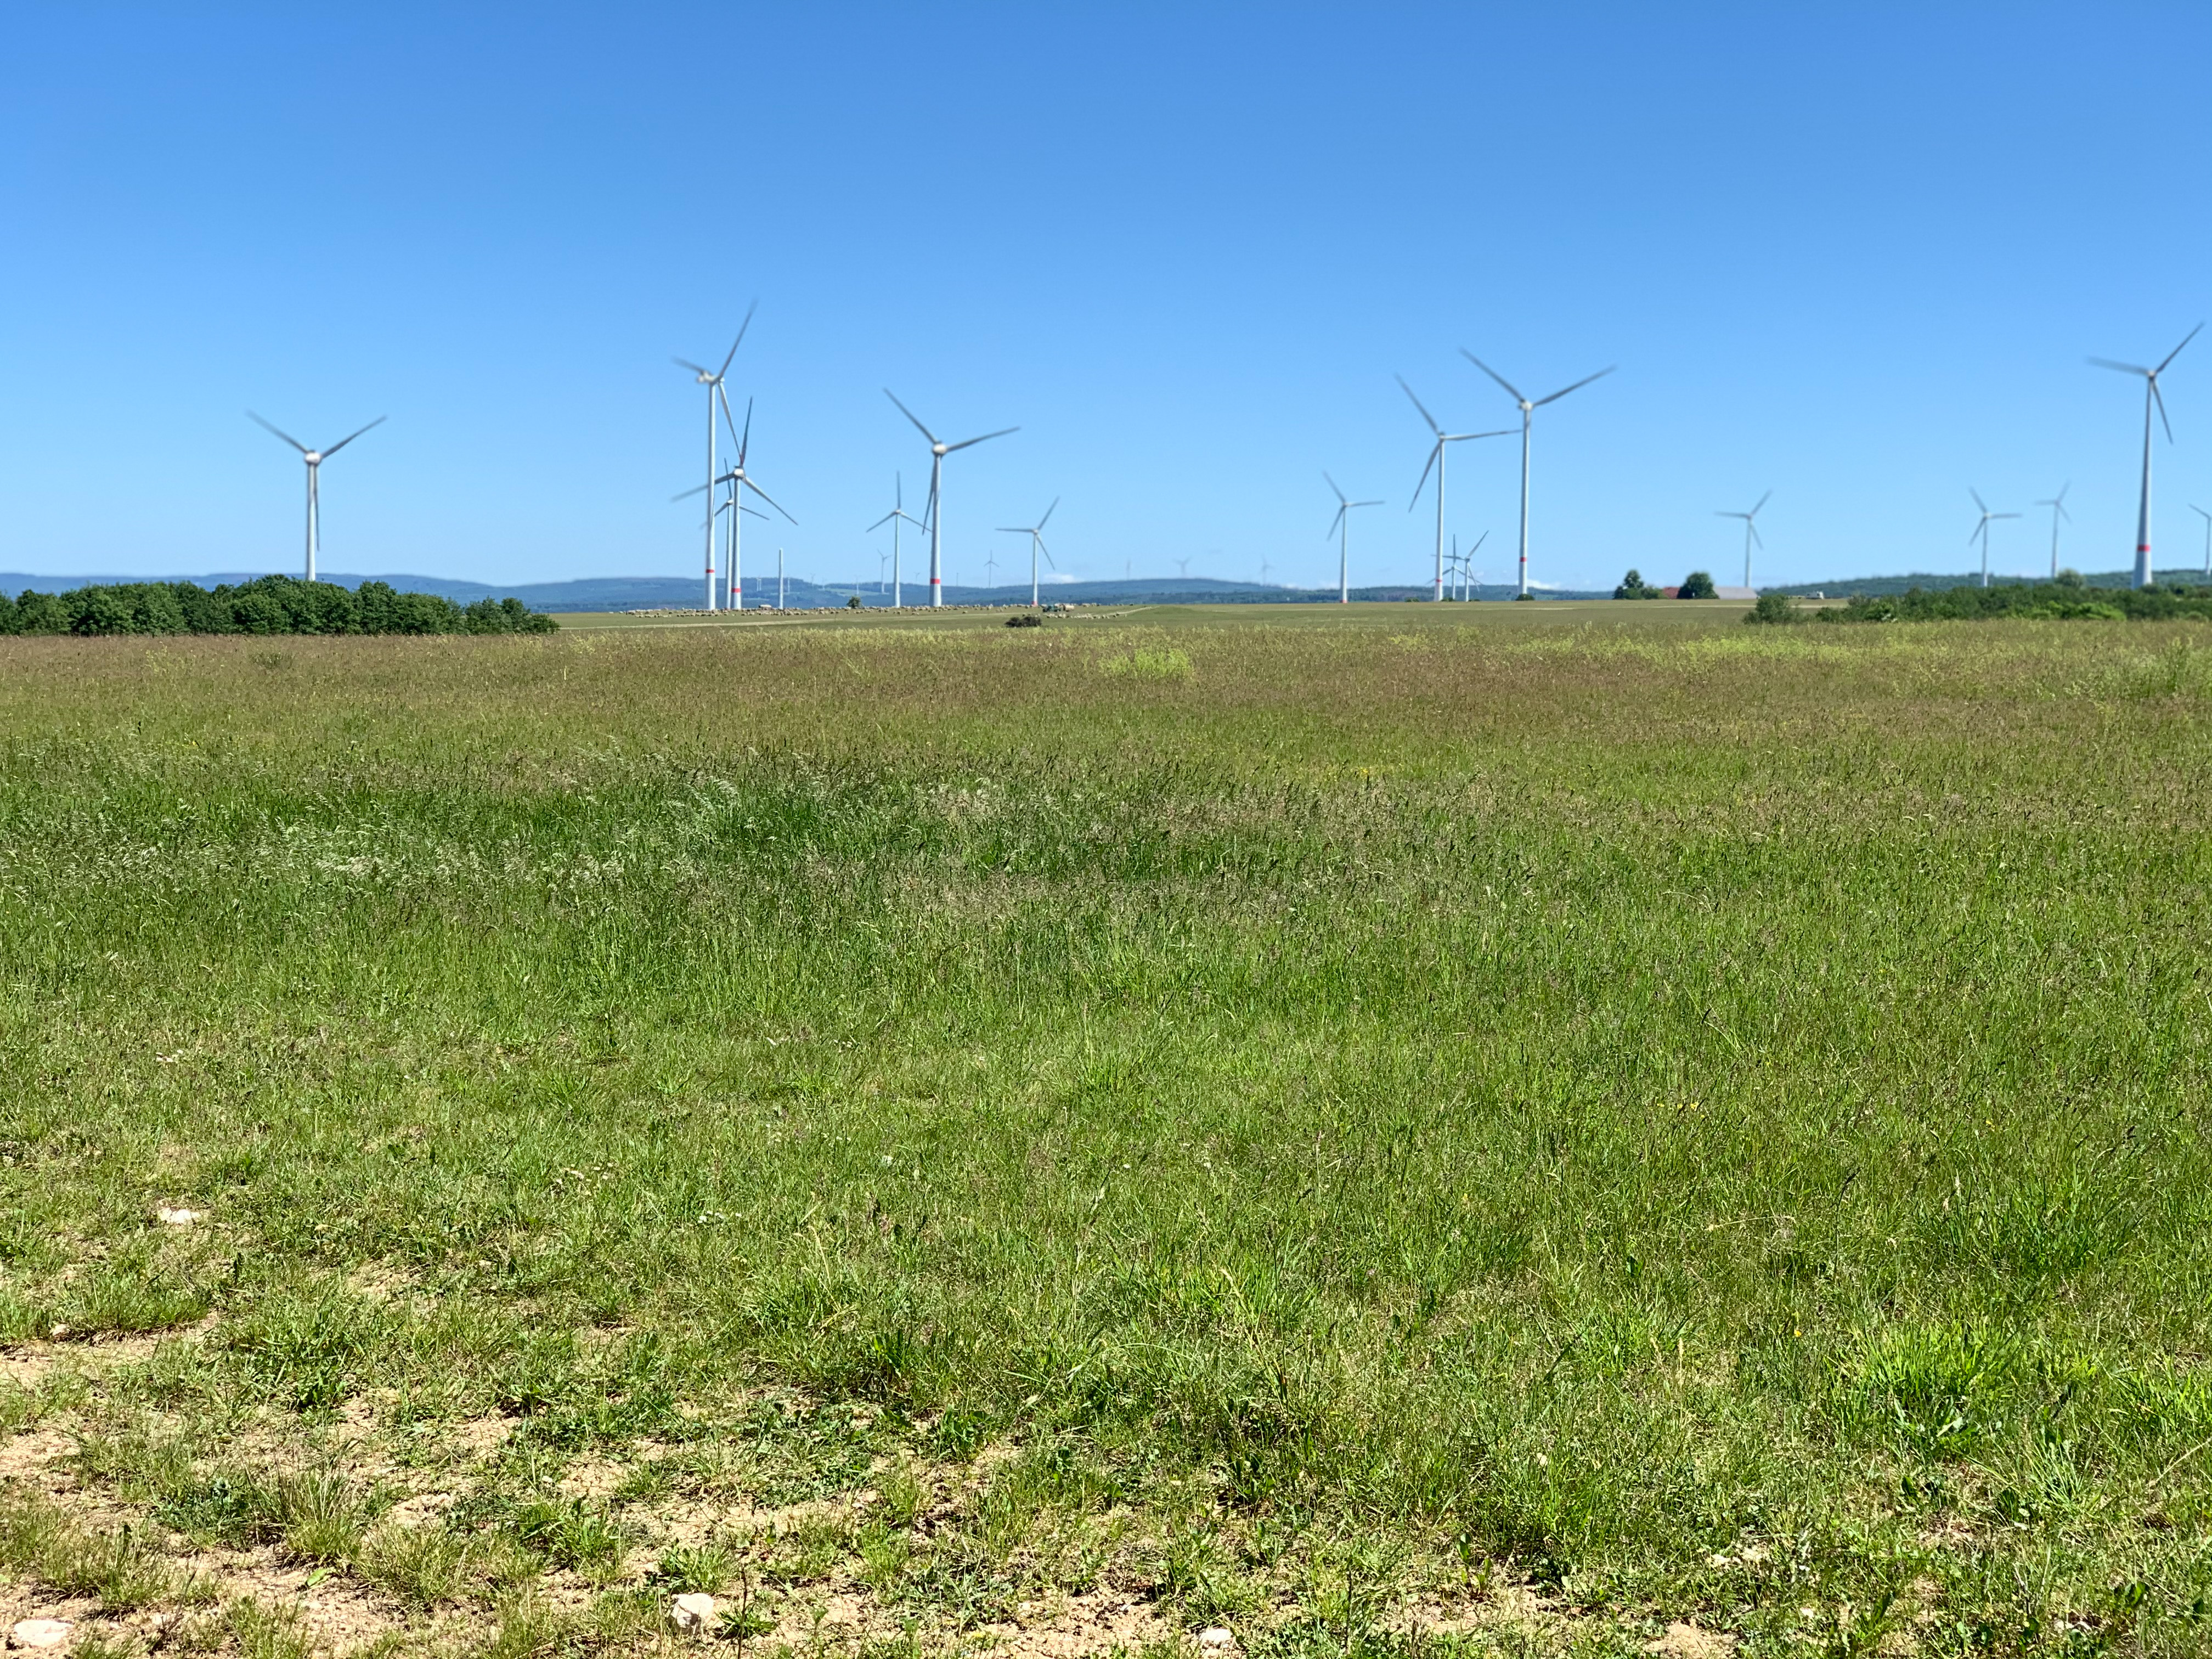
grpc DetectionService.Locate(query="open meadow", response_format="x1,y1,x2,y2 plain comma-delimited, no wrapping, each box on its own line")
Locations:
1,606,2209,1658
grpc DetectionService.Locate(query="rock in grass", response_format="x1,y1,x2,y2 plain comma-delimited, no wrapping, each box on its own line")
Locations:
156,1206,204,1226
1197,1629,1235,1653
10,1621,74,1649
668,1594,716,1635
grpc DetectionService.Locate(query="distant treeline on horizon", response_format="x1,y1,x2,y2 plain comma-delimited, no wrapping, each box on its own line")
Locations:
0,575,558,637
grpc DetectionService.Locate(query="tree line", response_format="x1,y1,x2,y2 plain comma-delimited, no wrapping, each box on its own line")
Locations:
0,575,558,636
1747,577,2212,624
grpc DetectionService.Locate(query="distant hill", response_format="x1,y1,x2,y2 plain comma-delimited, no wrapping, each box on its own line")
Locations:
0,571,1612,610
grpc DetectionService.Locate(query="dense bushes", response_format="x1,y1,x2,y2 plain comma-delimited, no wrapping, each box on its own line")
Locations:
0,576,557,637
1747,580,2212,625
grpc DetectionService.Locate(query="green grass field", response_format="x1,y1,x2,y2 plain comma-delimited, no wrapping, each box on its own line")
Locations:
1,607,2209,1658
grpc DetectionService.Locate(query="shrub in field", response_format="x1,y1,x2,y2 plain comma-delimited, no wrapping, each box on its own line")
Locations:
0,575,556,636
1814,580,2212,624
1613,568,1662,599
1677,570,1718,599
1746,589,1799,624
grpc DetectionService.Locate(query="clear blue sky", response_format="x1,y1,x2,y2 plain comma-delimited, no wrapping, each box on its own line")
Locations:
3,3,2207,592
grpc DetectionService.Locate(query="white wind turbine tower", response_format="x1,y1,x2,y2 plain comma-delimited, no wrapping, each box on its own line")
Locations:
1716,491,1771,590
997,499,1059,608
1461,351,1614,597
2191,505,2211,577
1968,489,2020,587
1323,473,1383,604
867,475,928,610
883,391,1017,607
2090,324,2200,587
1398,377,1514,601
2033,484,2071,579
673,304,756,610
247,413,386,582
672,392,793,611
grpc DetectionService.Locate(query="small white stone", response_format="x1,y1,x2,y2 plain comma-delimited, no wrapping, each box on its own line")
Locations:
668,1594,716,1635
1197,1629,1235,1652
156,1207,204,1226
12,1620,74,1650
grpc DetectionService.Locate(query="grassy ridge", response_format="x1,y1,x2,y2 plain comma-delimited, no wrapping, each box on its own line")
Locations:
1,616,2209,1655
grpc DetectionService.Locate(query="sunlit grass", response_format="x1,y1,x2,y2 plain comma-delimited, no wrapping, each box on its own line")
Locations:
0,612,2208,1654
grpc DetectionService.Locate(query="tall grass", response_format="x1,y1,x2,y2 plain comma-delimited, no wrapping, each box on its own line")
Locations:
0,613,2207,1651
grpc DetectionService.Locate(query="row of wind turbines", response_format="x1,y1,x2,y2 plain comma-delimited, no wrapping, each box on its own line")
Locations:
241,317,2204,602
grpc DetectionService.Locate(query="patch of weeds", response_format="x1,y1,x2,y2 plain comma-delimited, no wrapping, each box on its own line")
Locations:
510,1496,628,1578
0,1488,192,1610
357,1522,473,1609
273,1469,384,1564
221,1598,311,1659
730,1396,879,1504
649,1541,736,1594
856,1517,912,1591
55,1244,211,1338
612,1457,676,1503
483,1590,580,1659
761,1512,849,1584
68,1633,145,1659
218,1283,389,1413
874,1457,926,1527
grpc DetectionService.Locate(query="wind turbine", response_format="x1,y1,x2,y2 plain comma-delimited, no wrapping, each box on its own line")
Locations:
1715,491,1771,590
1968,489,2020,587
1461,351,1615,598
997,499,1059,608
671,391,794,611
1323,473,1383,604
867,475,927,610
246,413,386,583
983,549,1000,590
673,303,756,610
2034,484,2071,579
1448,528,1489,600
1398,376,1514,602
883,391,1017,607
2192,505,2211,578
2090,323,2200,587
1175,556,1192,579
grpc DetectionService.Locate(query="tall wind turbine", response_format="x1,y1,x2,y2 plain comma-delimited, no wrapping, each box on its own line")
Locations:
1461,351,1615,597
1398,377,1514,602
1451,528,1489,600
883,391,1017,607
1716,491,1772,590
1323,473,1383,604
673,303,756,609
2192,504,2211,578
2090,323,2200,587
2034,484,2071,579
672,391,793,611
247,413,386,583
867,475,928,610
997,499,1059,608
1968,489,2020,587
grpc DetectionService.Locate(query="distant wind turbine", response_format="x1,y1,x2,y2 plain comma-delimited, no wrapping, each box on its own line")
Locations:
2034,484,2071,579
884,391,1017,607
1968,489,2021,588
2192,504,2211,577
996,499,1059,608
867,473,927,610
1716,492,1771,590
673,303,756,608
1323,473,1383,605
1462,351,1615,597
246,413,386,583
2090,324,2200,587
1175,556,1191,579
1397,376,1514,602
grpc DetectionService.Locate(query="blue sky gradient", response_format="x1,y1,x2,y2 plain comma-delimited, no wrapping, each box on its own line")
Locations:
3,3,2207,592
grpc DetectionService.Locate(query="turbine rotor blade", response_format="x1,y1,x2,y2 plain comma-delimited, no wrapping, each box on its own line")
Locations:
2088,357,2151,376
2154,321,2203,375
1396,375,1443,435
743,478,798,523
884,389,938,445
1970,487,1989,512
1532,366,1616,407
867,511,898,532
1751,489,1772,515
1449,428,1519,442
247,412,310,453
1409,443,1440,510
718,300,758,378
1322,471,1347,504
672,483,710,502
946,426,1018,452
318,415,386,458
2154,380,2174,443
1459,350,1525,404
1039,496,1058,531
672,357,710,375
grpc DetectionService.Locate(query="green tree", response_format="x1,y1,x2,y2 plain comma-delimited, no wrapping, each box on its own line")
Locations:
1678,571,1718,599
